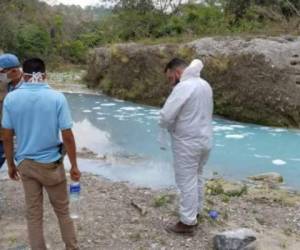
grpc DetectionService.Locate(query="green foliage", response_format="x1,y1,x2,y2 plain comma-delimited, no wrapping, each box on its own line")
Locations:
0,0,299,65
153,194,173,207
60,40,87,63
180,4,229,35
16,24,51,59
0,0,109,64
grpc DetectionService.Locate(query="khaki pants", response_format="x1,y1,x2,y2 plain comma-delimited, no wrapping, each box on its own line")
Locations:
18,160,79,250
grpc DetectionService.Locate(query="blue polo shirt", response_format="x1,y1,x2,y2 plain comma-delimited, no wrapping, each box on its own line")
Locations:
2,83,73,165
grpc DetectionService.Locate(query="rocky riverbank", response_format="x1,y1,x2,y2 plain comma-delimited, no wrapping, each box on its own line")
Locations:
85,36,300,128
47,70,99,95
9,66,299,250
1,170,300,250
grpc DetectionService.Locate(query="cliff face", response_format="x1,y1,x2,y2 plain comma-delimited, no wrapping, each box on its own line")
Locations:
86,36,300,127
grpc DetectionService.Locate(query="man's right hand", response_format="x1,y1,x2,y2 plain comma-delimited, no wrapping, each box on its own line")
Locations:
8,164,20,181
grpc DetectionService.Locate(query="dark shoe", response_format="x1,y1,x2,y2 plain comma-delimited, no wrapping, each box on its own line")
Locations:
165,221,195,235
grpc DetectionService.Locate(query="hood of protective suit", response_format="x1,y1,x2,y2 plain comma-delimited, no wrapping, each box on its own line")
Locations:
180,59,204,82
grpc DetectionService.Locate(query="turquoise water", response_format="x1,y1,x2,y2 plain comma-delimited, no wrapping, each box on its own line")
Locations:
64,93,300,189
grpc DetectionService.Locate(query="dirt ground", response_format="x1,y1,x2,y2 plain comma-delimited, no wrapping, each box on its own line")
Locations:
1,171,300,250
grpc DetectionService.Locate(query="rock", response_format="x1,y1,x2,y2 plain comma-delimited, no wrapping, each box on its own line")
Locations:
130,200,147,216
248,172,284,183
86,37,300,128
213,228,257,250
206,178,247,197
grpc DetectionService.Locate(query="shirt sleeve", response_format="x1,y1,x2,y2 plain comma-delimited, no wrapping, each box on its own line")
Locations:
159,83,193,130
1,96,13,129
58,94,73,130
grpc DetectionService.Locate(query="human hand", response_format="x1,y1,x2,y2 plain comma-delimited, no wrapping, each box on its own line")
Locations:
70,166,81,181
8,164,20,181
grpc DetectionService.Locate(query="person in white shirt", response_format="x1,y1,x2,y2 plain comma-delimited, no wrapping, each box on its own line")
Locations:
160,58,213,235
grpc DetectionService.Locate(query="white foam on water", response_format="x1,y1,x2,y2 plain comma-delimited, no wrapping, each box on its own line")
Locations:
229,125,246,129
92,107,101,110
272,159,287,166
146,116,159,120
214,126,234,132
113,115,125,119
95,101,100,104
82,110,92,113
119,107,138,111
273,128,287,133
248,147,256,151
215,144,225,147
149,110,160,115
97,112,105,115
225,134,246,139
101,103,116,106
97,117,106,120
254,154,271,159
129,113,145,117
260,127,272,131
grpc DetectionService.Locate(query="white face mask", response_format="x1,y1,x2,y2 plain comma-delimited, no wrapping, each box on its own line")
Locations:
0,72,11,84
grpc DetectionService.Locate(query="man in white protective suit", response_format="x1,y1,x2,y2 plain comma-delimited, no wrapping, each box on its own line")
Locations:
159,58,213,235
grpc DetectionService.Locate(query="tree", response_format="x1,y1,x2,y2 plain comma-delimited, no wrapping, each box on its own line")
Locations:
16,24,51,58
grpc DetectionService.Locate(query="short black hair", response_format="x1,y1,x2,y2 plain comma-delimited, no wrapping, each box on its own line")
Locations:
164,58,187,73
23,58,46,74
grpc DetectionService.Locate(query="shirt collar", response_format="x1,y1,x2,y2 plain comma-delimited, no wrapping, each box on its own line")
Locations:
18,82,51,89
8,80,24,92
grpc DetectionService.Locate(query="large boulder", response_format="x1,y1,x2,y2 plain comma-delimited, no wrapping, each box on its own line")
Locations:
213,228,257,250
86,36,300,127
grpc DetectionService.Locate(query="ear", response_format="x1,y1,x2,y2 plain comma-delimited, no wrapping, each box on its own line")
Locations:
11,68,22,76
175,68,182,78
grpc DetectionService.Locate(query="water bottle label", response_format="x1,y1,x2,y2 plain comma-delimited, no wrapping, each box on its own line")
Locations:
70,184,81,193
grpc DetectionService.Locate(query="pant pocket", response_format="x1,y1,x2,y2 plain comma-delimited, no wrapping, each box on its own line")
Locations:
41,163,66,186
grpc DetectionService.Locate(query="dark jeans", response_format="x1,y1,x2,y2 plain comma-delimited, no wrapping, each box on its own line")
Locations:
0,142,6,168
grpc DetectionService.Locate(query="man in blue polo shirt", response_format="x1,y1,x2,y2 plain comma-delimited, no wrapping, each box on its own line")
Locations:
2,58,80,250
0,53,23,168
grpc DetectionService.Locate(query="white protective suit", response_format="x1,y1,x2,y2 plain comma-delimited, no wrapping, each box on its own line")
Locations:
159,59,213,225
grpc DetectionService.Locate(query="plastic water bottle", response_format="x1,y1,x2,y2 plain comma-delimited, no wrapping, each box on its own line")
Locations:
69,182,80,219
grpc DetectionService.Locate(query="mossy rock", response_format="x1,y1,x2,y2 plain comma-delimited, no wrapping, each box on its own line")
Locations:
248,172,284,184
206,178,247,197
